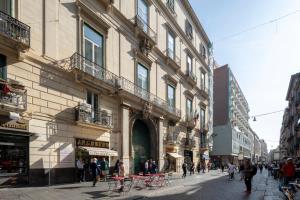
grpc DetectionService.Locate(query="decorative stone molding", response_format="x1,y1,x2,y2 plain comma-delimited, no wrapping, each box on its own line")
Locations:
142,102,153,119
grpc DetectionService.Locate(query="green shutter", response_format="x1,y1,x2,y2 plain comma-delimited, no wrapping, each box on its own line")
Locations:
0,54,7,80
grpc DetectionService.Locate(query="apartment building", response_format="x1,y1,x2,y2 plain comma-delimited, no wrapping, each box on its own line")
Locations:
211,65,251,165
280,72,300,158
259,139,268,162
0,0,212,185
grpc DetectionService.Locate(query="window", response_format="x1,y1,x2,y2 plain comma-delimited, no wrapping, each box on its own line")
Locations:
200,107,206,128
137,63,149,91
167,0,175,13
87,91,99,122
186,98,193,116
0,54,7,80
185,20,193,39
187,54,192,73
83,24,104,76
167,32,175,60
200,44,206,58
137,0,148,33
0,0,12,15
201,72,206,90
167,84,175,108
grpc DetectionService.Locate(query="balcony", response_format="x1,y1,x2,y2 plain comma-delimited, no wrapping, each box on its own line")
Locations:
200,123,209,133
0,11,30,50
165,48,181,71
199,86,209,99
200,142,209,151
75,103,113,130
165,133,180,146
0,79,27,113
184,112,196,128
185,137,196,148
134,14,157,47
118,77,181,119
185,71,197,86
69,53,119,92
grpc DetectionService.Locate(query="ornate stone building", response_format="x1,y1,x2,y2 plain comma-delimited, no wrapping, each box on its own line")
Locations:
0,0,212,185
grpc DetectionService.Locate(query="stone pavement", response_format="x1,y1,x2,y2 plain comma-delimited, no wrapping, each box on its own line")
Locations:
0,169,296,200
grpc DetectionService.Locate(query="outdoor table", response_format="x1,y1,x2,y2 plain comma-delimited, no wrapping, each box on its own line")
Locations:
107,176,124,192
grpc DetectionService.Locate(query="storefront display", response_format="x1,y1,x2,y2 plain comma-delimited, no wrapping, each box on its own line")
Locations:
0,133,29,186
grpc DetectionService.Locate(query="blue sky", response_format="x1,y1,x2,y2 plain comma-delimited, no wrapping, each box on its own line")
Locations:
190,0,300,150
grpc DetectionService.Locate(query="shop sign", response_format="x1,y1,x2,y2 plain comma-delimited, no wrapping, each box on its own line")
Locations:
0,117,28,131
76,138,109,148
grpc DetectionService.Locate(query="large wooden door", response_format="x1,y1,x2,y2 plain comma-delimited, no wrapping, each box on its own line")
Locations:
132,120,150,173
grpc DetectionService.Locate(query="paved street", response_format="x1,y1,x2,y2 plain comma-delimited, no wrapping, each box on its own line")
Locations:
0,169,293,200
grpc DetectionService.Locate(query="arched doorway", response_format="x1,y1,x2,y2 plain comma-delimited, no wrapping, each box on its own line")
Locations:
132,119,151,173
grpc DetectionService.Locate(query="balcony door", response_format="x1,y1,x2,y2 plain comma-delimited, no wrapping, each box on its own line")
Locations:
167,84,175,112
137,63,149,99
167,32,175,60
137,0,148,33
187,54,192,73
186,98,192,119
0,0,12,15
0,54,7,80
83,24,104,78
200,107,206,129
87,91,99,123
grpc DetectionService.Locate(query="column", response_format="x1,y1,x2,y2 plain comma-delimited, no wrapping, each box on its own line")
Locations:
121,106,130,175
158,117,164,171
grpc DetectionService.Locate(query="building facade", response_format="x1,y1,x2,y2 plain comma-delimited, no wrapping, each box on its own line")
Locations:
0,0,212,186
259,139,268,163
280,72,300,158
211,65,251,165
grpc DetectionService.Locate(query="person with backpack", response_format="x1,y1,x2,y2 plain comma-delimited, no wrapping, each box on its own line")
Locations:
243,159,257,194
182,162,187,178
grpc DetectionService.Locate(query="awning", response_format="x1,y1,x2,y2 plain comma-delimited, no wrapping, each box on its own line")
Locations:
78,146,118,156
167,152,183,158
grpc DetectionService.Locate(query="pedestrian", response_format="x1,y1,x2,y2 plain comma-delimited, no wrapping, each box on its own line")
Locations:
207,162,211,172
114,159,120,176
259,164,263,174
239,162,245,181
190,162,195,175
90,158,101,187
281,158,296,192
197,162,201,174
182,162,187,178
100,158,109,181
151,160,157,174
144,160,149,175
202,161,206,173
221,163,225,173
228,162,236,180
149,159,153,173
118,161,125,192
76,158,84,182
243,159,256,194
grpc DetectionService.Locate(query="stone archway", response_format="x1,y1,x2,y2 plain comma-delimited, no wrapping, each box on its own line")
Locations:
130,113,159,174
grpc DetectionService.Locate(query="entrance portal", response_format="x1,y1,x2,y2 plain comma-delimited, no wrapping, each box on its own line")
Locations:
132,119,150,173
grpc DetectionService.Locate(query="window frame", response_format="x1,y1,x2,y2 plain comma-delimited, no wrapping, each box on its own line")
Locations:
166,0,175,13
185,20,193,39
167,31,176,60
136,62,150,92
201,71,206,90
186,53,193,73
137,0,149,26
200,107,206,129
186,98,193,117
167,84,176,108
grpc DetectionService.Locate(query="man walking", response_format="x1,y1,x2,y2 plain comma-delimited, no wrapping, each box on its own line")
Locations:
243,159,256,194
281,158,296,192
76,158,84,182
90,158,101,187
182,162,187,178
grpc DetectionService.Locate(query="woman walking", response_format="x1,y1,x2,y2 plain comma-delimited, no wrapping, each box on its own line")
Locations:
90,158,101,187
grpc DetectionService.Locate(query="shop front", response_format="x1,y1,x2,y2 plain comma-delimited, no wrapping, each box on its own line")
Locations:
75,138,118,178
0,117,30,187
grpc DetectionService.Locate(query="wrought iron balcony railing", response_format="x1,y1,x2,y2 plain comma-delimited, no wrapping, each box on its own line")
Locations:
166,48,181,66
118,77,181,118
186,70,197,82
166,0,175,13
135,14,157,42
0,79,27,111
70,52,119,88
0,11,30,47
75,104,112,128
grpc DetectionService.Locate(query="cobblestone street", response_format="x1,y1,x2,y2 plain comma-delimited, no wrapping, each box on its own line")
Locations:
0,170,295,200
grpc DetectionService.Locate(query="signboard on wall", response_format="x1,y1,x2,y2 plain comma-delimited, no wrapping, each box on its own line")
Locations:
76,138,109,148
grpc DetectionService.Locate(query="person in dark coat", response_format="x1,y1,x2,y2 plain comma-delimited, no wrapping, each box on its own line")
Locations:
90,158,101,186
114,159,120,176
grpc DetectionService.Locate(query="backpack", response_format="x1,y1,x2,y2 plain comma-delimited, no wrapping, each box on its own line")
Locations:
251,165,257,176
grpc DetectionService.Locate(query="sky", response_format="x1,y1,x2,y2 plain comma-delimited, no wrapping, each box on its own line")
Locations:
190,0,300,150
